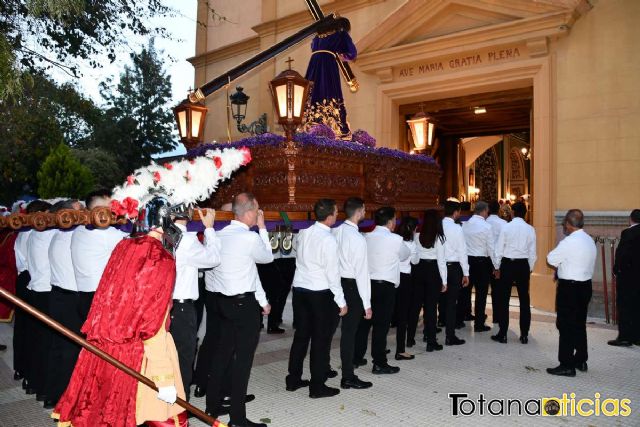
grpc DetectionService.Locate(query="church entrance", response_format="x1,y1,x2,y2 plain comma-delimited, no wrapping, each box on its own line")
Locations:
399,87,532,213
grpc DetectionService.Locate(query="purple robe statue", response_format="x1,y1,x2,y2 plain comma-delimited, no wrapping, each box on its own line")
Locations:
304,29,357,139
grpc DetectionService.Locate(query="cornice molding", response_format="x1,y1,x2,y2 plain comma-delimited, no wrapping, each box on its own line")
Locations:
188,37,260,67
356,12,572,73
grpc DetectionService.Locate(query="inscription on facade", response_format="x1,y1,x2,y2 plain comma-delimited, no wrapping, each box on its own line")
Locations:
396,46,523,80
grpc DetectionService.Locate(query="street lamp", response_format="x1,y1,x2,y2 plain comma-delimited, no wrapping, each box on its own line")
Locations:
173,99,208,150
407,104,435,153
268,58,312,141
229,86,268,135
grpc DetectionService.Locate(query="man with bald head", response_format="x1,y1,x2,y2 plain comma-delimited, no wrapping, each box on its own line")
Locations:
546,209,596,377
204,192,273,427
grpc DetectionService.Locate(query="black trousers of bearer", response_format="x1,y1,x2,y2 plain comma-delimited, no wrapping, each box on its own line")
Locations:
497,258,531,337
556,279,592,368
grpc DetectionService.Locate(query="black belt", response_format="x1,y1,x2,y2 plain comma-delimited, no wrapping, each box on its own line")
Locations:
559,279,591,285
468,256,490,259
446,262,461,266
293,287,331,294
51,285,77,295
215,291,254,300
371,279,394,286
173,299,194,304
420,258,437,263
502,257,528,262
341,278,356,284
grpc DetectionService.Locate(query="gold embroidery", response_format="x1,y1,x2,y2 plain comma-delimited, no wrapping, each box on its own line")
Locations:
151,374,175,383
302,98,352,139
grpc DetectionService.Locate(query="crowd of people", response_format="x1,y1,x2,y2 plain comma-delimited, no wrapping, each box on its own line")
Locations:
1,190,638,427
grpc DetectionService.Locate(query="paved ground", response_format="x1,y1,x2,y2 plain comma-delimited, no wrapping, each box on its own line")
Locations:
0,297,638,427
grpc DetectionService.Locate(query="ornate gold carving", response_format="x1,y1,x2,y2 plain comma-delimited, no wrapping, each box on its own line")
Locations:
56,209,78,229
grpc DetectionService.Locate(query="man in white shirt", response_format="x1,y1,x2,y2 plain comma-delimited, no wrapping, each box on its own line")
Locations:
26,202,60,401
45,199,82,408
71,189,127,322
170,208,220,401
287,199,347,399
493,201,537,344
546,209,596,377
462,201,498,333
333,197,372,390
354,207,411,374
486,201,507,324
204,193,272,427
13,199,50,393
441,200,470,346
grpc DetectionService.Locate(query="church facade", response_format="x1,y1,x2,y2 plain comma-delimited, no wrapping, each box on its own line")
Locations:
188,0,640,311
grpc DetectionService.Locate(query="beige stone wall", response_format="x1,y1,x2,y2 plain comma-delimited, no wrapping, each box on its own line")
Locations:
554,0,640,211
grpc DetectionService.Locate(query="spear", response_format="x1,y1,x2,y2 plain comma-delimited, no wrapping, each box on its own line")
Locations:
0,287,225,427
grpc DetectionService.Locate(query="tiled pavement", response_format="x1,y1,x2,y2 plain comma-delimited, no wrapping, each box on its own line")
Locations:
0,298,639,427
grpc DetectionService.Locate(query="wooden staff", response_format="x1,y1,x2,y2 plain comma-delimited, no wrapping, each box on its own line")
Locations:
0,287,225,427
599,237,610,323
609,238,617,324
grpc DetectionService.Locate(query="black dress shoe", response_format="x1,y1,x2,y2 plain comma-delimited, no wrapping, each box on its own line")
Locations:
193,385,206,398
309,384,340,398
464,314,475,321
547,365,576,377
326,369,338,378
445,336,465,346
394,353,415,361
36,394,46,402
436,327,442,333
21,378,28,390
0,344,6,351
576,362,588,372
474,325,491,332
221,394,256,406
25,388,36,395
519,336,528,344
353,358,367,368
634,340,640,346
228,419,267,427
372,363,400,374
285,377,310,391
422,336,427,342
406,338,416,348
340,376,372,389
426,342,443,352
267,326,285,334
43,400,56,409
607,338,632,347
455,321,465,329
491,334,507,344
13,371,23,381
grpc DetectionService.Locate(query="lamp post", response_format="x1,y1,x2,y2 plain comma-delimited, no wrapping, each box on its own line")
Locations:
407,104,435,154
268,58,312,141
173,99,208,150
229,86,268,135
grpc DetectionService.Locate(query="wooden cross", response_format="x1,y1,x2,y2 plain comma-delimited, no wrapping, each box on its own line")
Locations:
285,57,294,70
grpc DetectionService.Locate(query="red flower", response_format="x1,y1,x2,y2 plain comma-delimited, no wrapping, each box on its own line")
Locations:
240,146,252,165
122,197,139,218
110,200,125,216
126,175,135,186
164,163,173,170
189,159,196,164
153,171,161,183
213,156,222,169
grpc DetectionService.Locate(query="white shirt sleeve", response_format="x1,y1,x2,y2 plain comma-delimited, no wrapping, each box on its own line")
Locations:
183,228,221,268
354,237,371,310
458,231,470,276
436,238,447,285
528,227,537,272
252,229,275,264
495,227,506,268
410,237,420,265
325,238,346,308
487,227,499,270
398,239,411,262
546,238,566,268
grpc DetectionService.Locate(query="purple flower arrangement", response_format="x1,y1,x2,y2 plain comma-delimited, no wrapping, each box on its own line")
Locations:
307,123,336,140
186,131,437,165
351,129,377,148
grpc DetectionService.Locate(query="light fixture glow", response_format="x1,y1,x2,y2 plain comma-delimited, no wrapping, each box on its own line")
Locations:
474,106,487,114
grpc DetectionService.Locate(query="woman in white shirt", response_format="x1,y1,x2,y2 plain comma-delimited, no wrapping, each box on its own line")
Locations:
394,217,420,360
411,210,448,352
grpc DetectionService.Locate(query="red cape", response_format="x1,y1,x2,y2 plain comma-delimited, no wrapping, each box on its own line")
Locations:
0,230,17,322
54,235,176,427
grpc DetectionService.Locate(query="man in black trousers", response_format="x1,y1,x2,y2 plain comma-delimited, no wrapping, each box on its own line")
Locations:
333,197,372,389
354,207,411,373
204,193,273,427
286,199,347,398
493,201,537,344
546,209,597,376
608,209,640,347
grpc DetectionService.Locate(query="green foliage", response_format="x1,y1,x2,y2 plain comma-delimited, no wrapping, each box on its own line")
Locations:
98,40,177,172
71,147,125,190
37,144,95,199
